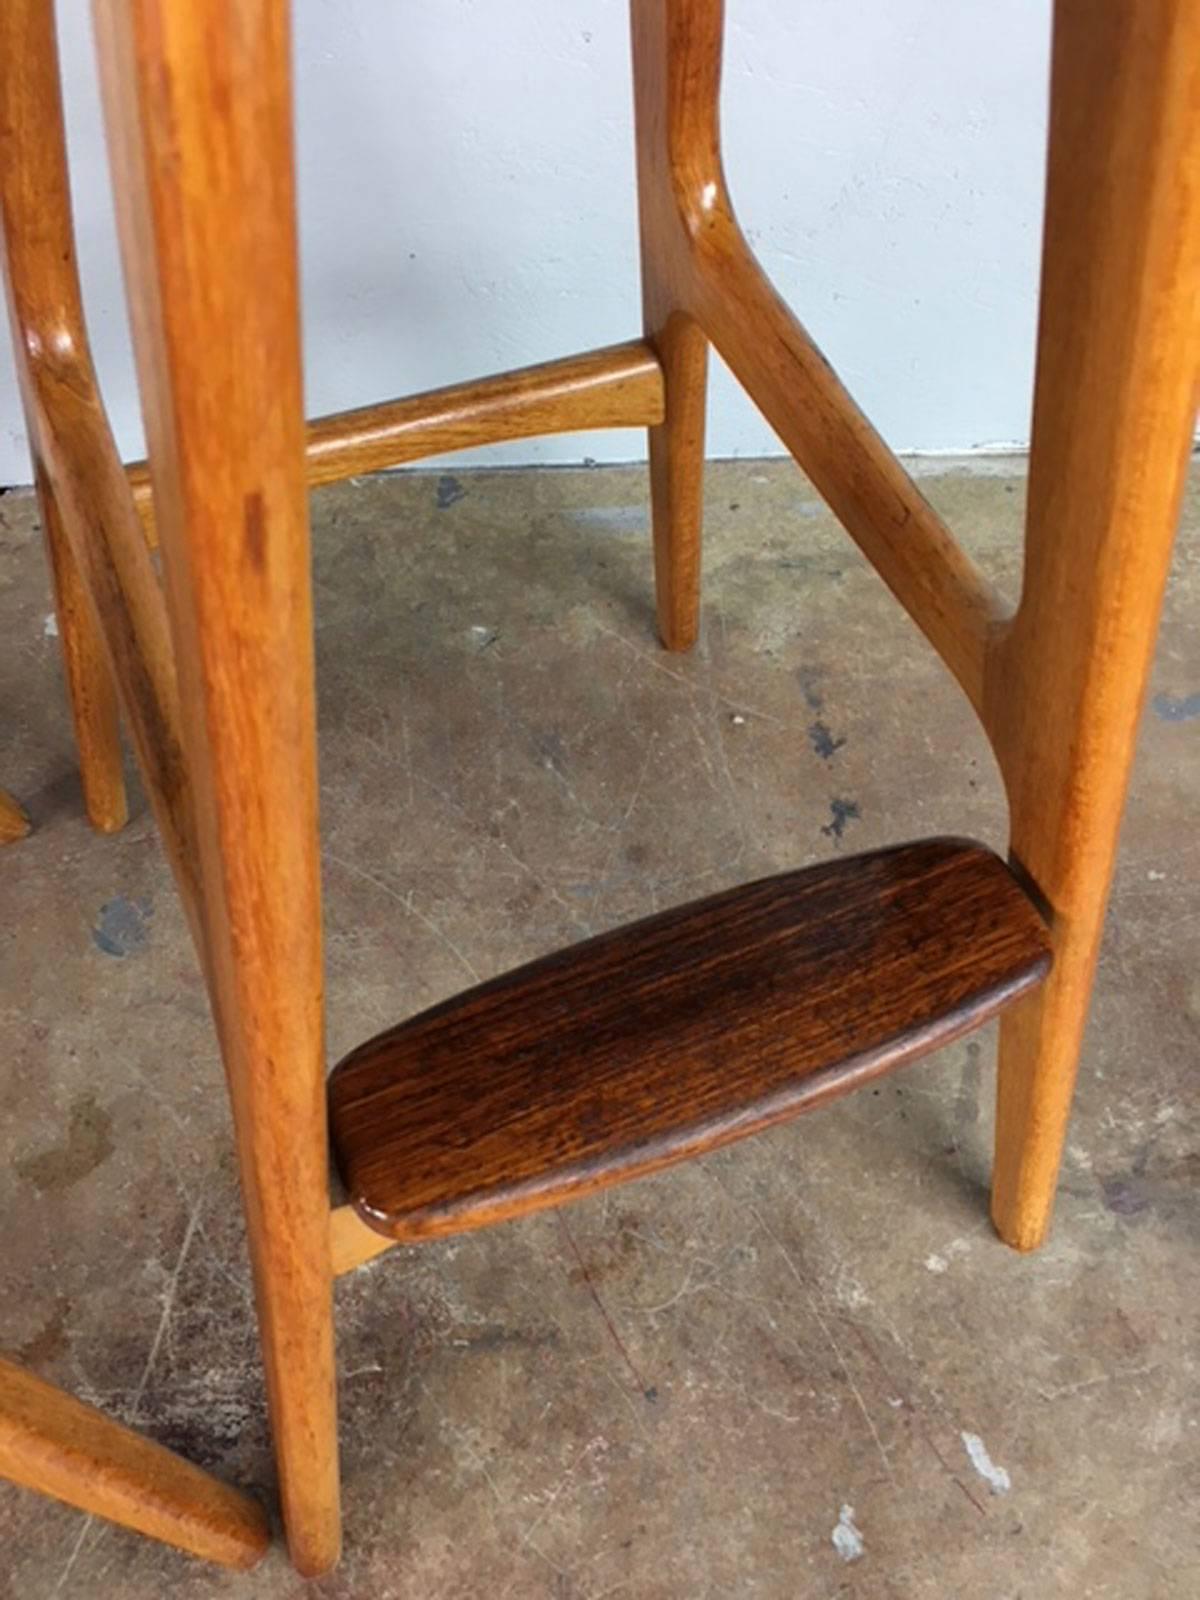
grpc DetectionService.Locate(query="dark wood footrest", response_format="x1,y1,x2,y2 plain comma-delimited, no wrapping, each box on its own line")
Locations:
328,838,1050,1242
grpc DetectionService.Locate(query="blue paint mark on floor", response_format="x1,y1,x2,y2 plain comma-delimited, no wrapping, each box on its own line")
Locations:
436,475,467,510
1152,691,1200,722
92,897,153,957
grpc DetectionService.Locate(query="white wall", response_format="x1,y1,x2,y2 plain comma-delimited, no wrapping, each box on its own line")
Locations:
0,0,1051,486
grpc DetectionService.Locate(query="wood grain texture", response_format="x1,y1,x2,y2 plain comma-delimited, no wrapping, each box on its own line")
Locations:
629,0,1005,712
331,840,1050,1242
0,1357,268,1570
1,0,202,935
34,467,127,833
127,342,664,540
93,0,339,1575
36,366,201,928
632,11,708,652
631,0,711,653
0,0,133,839
0,787,31,844
631,0,1199,1256
985,0,1200,1251
641,312,706,651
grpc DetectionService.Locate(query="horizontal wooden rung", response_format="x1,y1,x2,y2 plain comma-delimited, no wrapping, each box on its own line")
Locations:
328,838,1051,1243
127,339,665,542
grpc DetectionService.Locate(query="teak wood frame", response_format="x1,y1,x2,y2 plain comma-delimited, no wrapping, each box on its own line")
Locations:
2,0,1196,1578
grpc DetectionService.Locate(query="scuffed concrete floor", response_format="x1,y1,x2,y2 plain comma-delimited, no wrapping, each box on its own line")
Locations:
1,458,1197,1599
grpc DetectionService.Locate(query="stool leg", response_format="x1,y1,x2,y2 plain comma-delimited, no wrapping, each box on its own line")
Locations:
92,0,340,1574
987,0,1200,1250
632,3,709,652
0,0,125,839
643,314,707,652
35,464,127,833
0,1357,269,1571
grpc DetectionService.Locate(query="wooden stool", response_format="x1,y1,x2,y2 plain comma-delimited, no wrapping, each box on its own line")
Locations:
2,0,1196,1578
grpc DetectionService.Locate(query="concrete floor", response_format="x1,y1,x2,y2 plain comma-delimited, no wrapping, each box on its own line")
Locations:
1,458,1197,1599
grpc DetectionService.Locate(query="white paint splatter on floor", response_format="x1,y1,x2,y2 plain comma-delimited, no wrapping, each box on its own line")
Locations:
42,612,58,637
961,1431,1012,1494
831,1504,864,1562
565,505,647,532
925,1238,971,1274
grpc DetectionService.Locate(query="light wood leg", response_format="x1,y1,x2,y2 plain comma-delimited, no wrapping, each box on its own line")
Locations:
0,0,185,875
0,0,125,838
0,1357,268,1570
987,0,1200,1250
35,465,127,833
92,0,340,1574
632,4,708,652
643,314,707,651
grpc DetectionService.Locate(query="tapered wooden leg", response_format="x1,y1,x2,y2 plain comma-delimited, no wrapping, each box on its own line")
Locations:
632,2,710,652
0,0,125,841
35,465,127,833
987,0,1200,1251
0,1357,269,1570
643,314,706,651
93,0,339,1575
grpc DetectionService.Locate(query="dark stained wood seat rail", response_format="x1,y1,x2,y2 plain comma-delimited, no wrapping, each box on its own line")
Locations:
329,838,1052,1242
